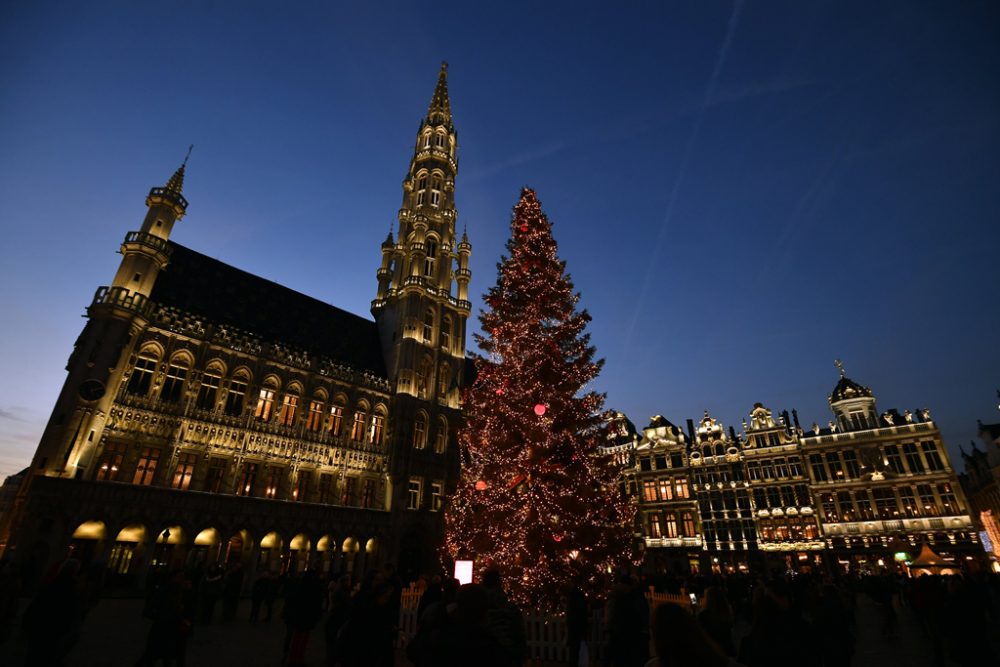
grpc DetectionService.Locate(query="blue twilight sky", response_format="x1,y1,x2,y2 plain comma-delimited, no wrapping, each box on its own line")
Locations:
1,2,998,479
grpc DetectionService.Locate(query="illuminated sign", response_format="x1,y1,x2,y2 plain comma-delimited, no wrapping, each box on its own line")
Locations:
454,560,473,585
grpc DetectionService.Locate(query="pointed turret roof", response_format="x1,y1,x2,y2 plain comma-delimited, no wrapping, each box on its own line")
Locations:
165,163,185,196
427,62,451,124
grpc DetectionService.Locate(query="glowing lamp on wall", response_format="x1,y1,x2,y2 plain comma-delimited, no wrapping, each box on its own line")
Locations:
455,560,473,585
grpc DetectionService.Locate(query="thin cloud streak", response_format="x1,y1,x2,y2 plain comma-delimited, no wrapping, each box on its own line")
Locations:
623,0,745,353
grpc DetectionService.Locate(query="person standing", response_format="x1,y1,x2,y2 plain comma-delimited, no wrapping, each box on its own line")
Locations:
607,573,649,667
564,585,588,667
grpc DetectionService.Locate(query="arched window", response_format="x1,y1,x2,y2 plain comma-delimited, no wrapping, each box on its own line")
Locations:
429,176,442,207
126,350,159,396
415,171,428,207
416,356,432,398
702,445,712,458
197,362,224,411
413,413,428,449
714,443,725,457
225,370,250,416
370,406,386,445
255,377,279,421
160,356,190,404
424,239,437,277
351,404,368,442
422,310,434,343
441,316,451,351
422,131,431,149
306,392,325,431
434,131,446,148
279,385,301,426
328,396,346,436
438,363,450,398
434,416,447,453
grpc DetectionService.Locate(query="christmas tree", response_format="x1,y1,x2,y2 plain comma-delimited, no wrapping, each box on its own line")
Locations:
444,188,635,610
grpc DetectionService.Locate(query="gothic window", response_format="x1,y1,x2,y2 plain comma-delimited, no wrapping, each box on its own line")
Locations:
648,513,662,538
681,511,696,536
306,400,324,431
434,131,446,148
407,478,422,510
434,416,447,453
438,363,449,398
294,471,309,501
196,368,221,411
225,372,249,416
423,310,434,343
126,353,157,396
351,406,367,442
361,479,376,508
903,442,925,473
431,482,443,511
921,441,945,471
279,394,298,426
430,177,442,207
342,477,356,505
238,463,258,496
206,457,227,493
416,190,426,206
421,131,431,149
441,316,451,351
264,467,280,499
95,442,127,481
328,400,345,435
413,413,428,449
424,240,438,277
132,447,160,485
416,356,432,398
160,358,189,403
171,452,198,490
318,474,333,503
370,409,385,445
255,387,276,421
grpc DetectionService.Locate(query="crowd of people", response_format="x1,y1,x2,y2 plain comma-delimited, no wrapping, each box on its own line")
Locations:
1,555,1000,666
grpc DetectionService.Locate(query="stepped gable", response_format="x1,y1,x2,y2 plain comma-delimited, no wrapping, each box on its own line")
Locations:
151,242,387,377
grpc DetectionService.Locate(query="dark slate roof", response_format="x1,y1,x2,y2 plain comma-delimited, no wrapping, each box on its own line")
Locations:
151,242,387,377
829,375,873,403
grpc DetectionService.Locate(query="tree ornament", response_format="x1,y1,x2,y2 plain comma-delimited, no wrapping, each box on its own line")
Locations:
475,480,488,491
534,403,547,416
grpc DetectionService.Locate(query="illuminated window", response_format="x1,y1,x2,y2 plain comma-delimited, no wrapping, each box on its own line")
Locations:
423,310,434,343
873,487,897,518
416,357,432,398
255,388,275,421
918,484,938,515
854,489,875,520
361,478,376,508
416,190,426,206
171,452,198,490
279,394,298,426
422,132,431,149
424,240,437,277
759,519,774,541
306,400,324,431
206,457,227,493
132,447,160,486
899,486,918,517
664,512,678,538
95,442,127,481
837,491,854,520
238,463,258,496
160,360,188,403
351,408,367,442
429,177,441,207
922,441,944,471
225,375,248,416
431,482,443,511
407,478,422,510
675,477,689,499
264,467,280,499
438,363,450,398
804,522,819,539
657,478,672,501
370,412,385,445
126,354,157,396
342,477,356,506
642,480,657,502
441,316,451,350
648,513,662,538
294,471,309,501
681,511,696,537
434,417,447,453
328,403,344,435
937,483,959,514
820,493,838,521
196,370,221,410
826,453,844,479
413,413,428,449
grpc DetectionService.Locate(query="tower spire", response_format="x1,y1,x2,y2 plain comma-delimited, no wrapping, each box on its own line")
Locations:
165,145,192,198
427,61,451,124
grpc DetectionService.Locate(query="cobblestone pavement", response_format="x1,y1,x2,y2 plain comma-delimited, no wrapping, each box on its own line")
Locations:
0,593,996,666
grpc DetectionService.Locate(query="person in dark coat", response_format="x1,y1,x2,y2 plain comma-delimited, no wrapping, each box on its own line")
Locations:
482,569,527,667
250,572,270,621
407,583,508,667
697,586,735,656
324,574,353,666
647,601,729,667
564,585,588,667
135,568,195,667
738,579,820,667
197,563,223,623
606,574,649,667
338,580,396,667
221,562,243,622
282,570,324,667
